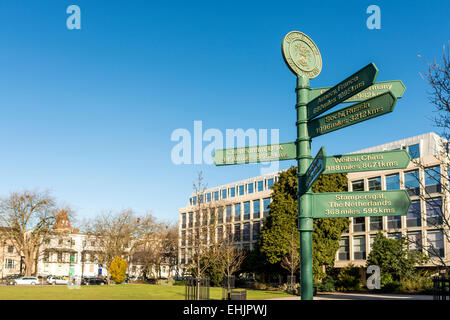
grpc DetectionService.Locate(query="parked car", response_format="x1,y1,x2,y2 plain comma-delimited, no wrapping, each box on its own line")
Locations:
81,277,107,285
5,274,22,285
47,276,69,285
14,277,39,285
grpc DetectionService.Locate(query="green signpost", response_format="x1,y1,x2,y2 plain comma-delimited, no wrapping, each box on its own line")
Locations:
309,80,406,103
323,149,411,174
309,190,411,218
306,63,379,120
213,30,409,300
213,142,296,165
307,91,397,138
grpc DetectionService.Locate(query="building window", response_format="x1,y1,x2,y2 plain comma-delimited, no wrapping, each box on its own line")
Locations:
229,187,236,198
243,223,250,241
5,259,15,269
44,252,50,262
387,215,402,229
234,224,241,242
252,222,260,241
263,198,271,217
7,246,14,254
217,227,223,241
206,193,212,202
221,189,227,199
218,208,224,223
369,217,382,231
267,178,274,189
385,173,400,190
234,204,240,222
70,253,76,263
192,196,197,205
188,212,193,228
353,236,366,260
368,177,381,191
247,183,254,194
214,191,219,201
181,213,186,229
387,232,401,240
243,201,250,220
338,237,349,261
404,170,420,196
253,200,260,219
57,253,63,263
408,144,420,159
406,200,421,227
425,166,441,194
257,180,264,192
226,205,233,222
238,185,245,196
427,230,444,258
181,231,186,246
407,231,422,252
426,197,443,226
369,234,377,253
353,217,365,232
352,180,364,191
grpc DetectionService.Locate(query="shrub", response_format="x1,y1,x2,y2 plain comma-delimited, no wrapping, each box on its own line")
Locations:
109,257,127,284
400,275,433,293
336,265,362,291
316,277,335,292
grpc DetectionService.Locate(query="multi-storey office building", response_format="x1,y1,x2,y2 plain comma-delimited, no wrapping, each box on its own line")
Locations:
335,132,449,269
178,172,280,274
178,132,449,274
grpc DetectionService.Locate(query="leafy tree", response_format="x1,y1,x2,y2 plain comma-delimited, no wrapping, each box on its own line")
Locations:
109,256,128,284
311,173,350,280
258,166,349,281
366,232,429,282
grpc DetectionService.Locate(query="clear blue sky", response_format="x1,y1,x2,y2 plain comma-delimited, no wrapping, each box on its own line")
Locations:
0,0,448,224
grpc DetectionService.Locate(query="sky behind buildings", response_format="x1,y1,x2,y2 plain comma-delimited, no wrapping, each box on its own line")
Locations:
0,0,448,223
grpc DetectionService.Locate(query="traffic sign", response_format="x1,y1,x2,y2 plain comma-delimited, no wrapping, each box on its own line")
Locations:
306,63,379,120
323,149,411,174
305,147,325,190
310,190,411,218
213,142,296,166
309,80,406,103
308,91,396,138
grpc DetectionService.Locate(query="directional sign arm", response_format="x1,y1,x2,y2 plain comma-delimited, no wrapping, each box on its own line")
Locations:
306,63,379,120
307,91,397,139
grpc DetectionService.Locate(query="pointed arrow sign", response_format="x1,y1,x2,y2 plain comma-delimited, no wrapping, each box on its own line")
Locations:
309,80,406,103
306,63,379,120
308,91,397,139
323,149,411,174
310,190,411,218
305,147,326,190
213,142,297,166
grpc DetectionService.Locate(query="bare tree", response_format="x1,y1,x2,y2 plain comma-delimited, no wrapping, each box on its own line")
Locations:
281,229,300,291
0,190,59,276
83,209,153,284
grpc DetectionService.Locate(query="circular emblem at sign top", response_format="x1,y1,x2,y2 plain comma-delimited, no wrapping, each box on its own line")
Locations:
282,31,322,78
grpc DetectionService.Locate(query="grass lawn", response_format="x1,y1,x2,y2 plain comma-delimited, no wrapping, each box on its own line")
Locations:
0,284,294,300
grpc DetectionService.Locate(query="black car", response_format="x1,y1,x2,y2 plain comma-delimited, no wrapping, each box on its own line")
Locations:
5,274,22,285
81,277,107,285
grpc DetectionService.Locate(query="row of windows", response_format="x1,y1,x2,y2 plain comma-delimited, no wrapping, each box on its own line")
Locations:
180,221,262,247
189,177,277,206
181,198,271,228
350,196,443,233
338,229,445,261
351,165,442,195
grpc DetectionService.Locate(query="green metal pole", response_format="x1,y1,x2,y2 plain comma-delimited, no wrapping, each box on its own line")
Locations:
295,75,313,300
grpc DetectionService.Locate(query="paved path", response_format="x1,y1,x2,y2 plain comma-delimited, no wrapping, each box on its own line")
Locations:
268,292,433,300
